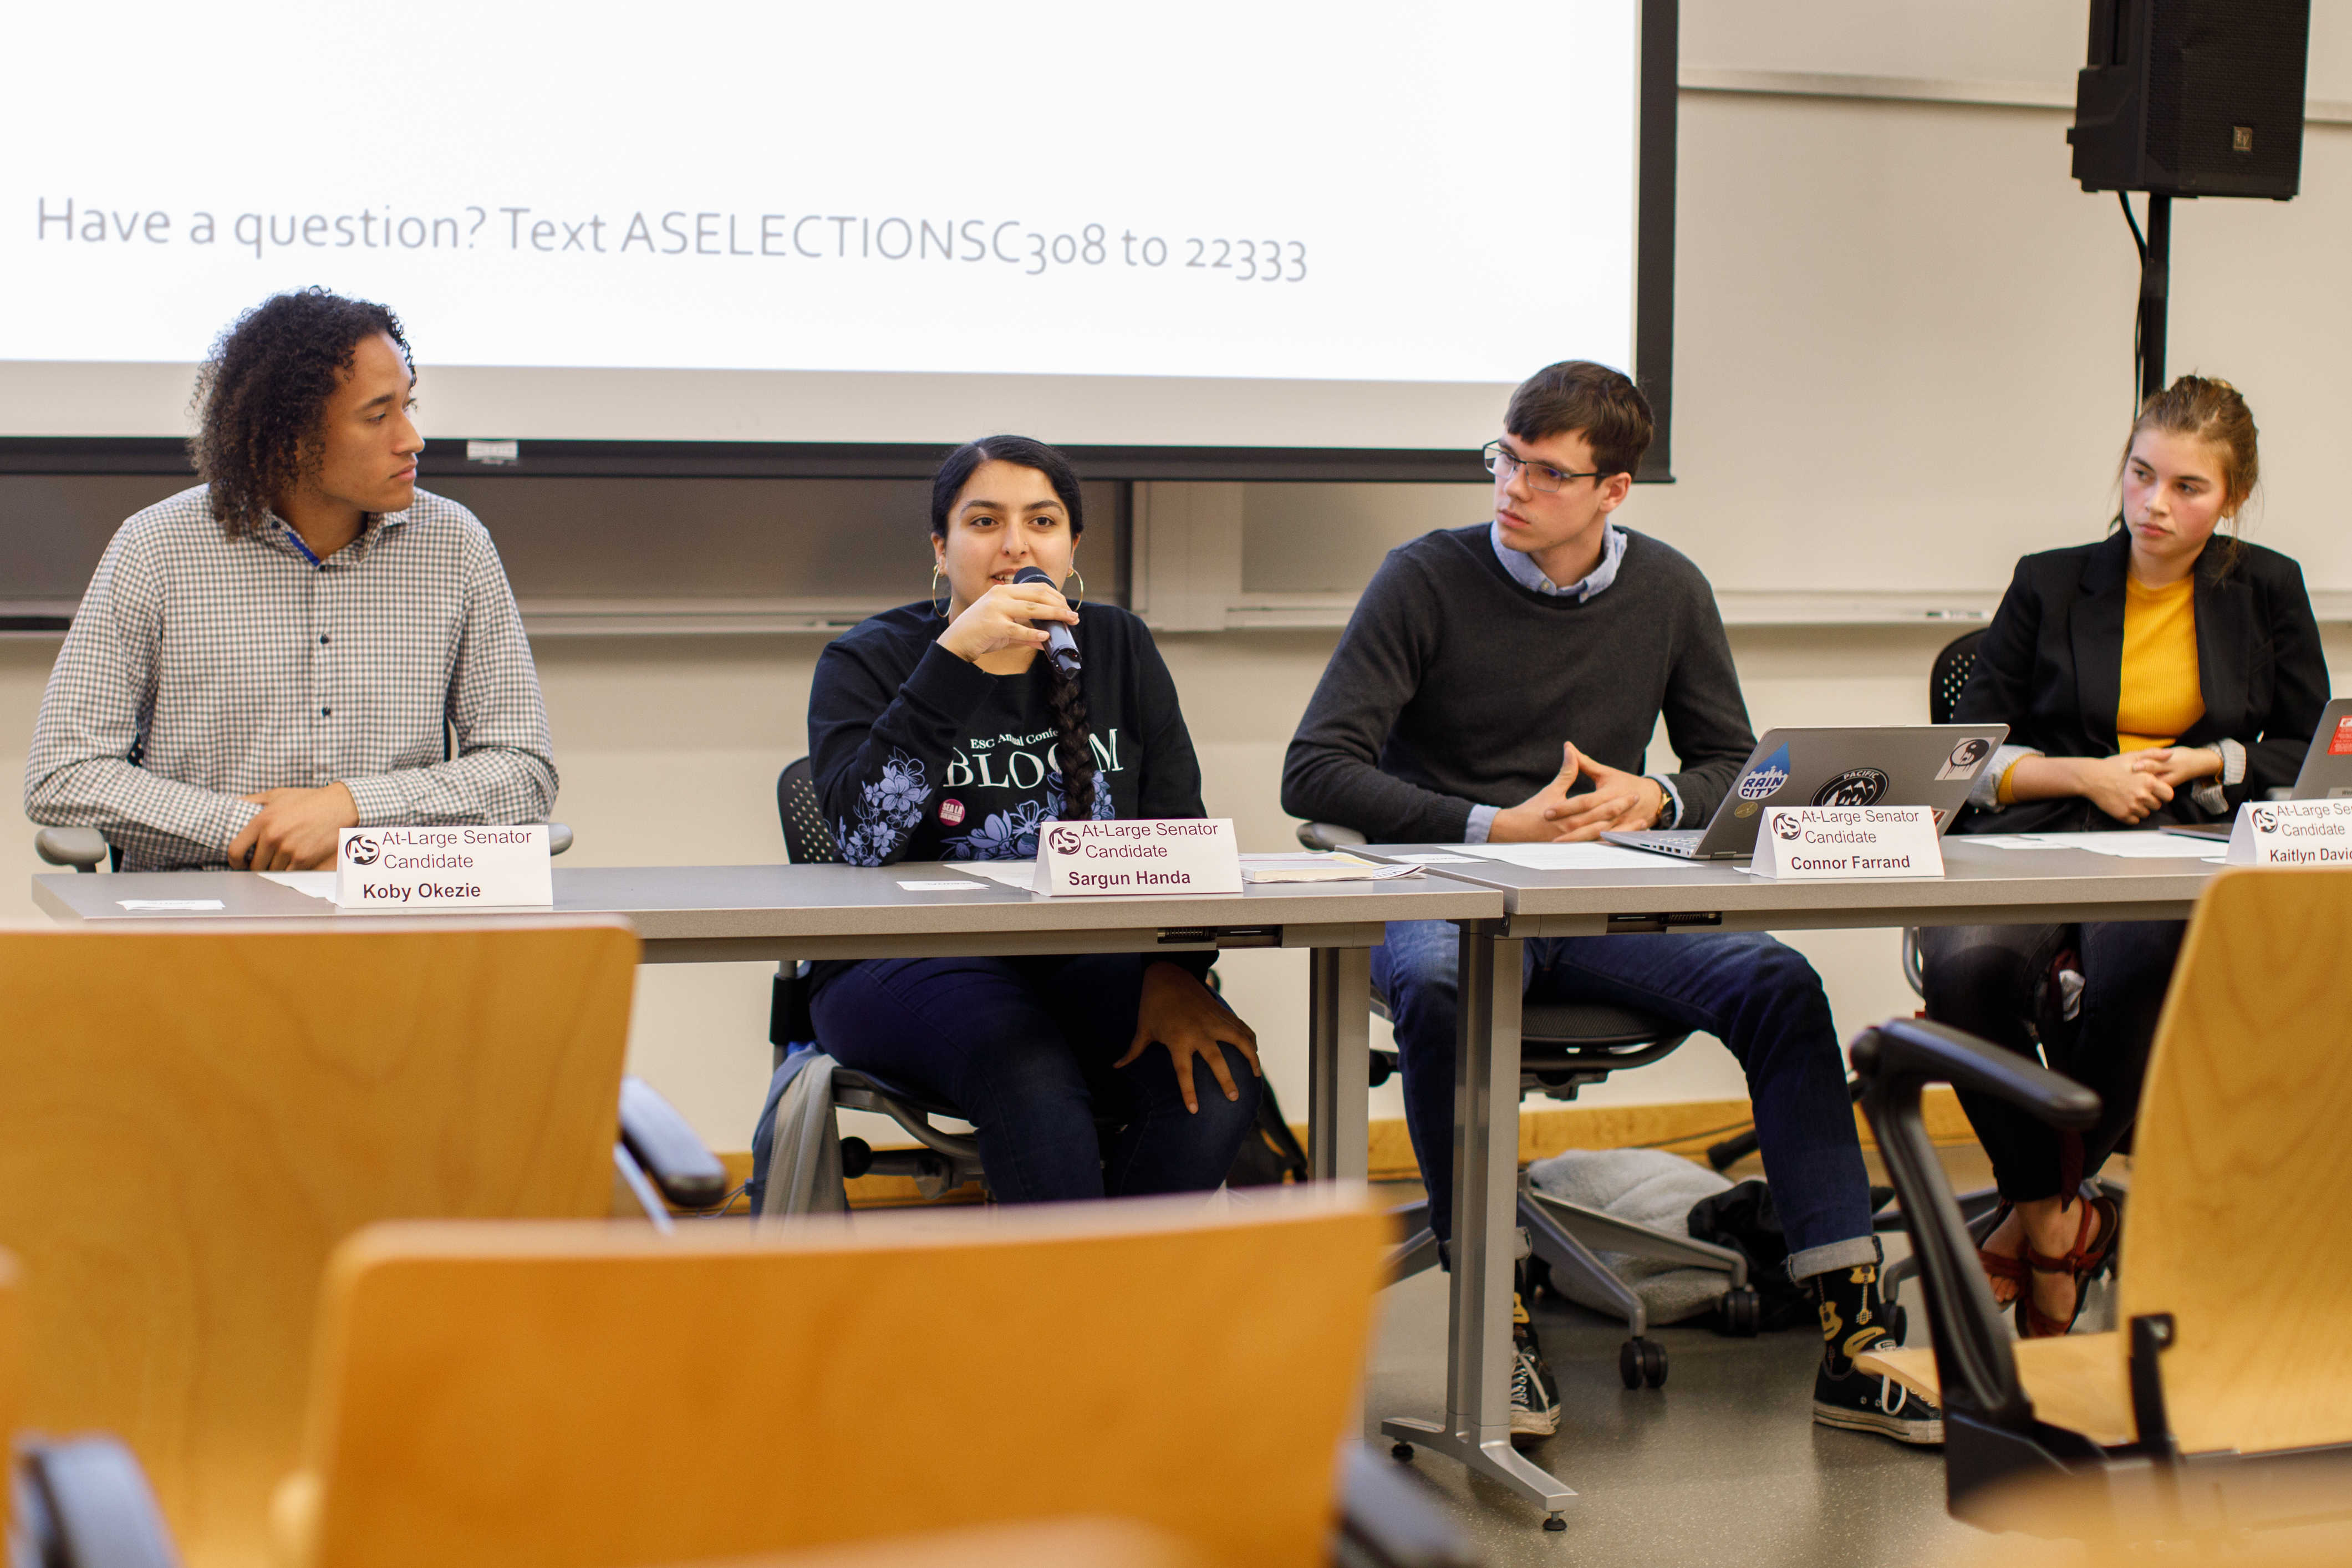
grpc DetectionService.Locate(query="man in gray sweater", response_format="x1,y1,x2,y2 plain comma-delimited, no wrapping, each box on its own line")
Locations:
1282,362,1937,1447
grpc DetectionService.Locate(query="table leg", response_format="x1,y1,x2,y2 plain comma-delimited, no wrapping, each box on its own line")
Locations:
1306,945,1371,1182
1379,920,1576,1528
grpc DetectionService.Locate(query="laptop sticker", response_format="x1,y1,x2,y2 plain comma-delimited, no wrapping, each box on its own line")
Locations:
1736,744,1792,801
1936,737,1993,780
2330,716,2352,756
1811,768,1889,807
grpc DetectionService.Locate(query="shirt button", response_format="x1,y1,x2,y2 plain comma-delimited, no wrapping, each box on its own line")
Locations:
320,706,332,716
319,634,330,645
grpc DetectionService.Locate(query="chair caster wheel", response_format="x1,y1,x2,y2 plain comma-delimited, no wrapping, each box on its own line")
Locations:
1391,1442,1415,1462
1718,1284,1762,1338
1544,1515,1567,1533
1621,1337,1667,1388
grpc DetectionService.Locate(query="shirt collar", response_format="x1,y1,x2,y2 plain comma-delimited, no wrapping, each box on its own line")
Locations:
1489,520,1626,602
263,506,409,566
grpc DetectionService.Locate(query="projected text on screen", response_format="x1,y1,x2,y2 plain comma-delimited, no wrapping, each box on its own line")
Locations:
1,1,1640,444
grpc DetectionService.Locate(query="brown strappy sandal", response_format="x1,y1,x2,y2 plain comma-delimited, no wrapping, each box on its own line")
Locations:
1975,1202,2028,1302
2018,1193,2121,1338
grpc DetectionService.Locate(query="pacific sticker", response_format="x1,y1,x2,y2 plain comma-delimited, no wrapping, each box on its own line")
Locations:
1936,737,1994,781
1811,768,1890,807
1736,743,1793,801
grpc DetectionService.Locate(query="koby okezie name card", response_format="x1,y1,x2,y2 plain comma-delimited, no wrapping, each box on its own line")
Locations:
1755,807,1944,881
337,825,554,909
1036,819,1244,897
2225,799,2352,866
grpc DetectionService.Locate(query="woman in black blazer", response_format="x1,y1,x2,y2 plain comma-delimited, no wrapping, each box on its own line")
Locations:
1928,376,2328,1336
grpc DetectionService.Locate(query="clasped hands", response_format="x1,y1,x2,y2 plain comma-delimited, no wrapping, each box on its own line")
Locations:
227,782,359,871
2068,746,2222,824
1491,742,1666,843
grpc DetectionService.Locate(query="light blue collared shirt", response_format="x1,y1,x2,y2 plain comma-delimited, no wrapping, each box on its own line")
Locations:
1463,520,1681,841
1489,519,1627,602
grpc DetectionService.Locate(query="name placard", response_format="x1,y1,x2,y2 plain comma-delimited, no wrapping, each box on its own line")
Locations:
1036,818,1243,897
337,825,554,909
1755,807,1945,880
2225,799,2352,866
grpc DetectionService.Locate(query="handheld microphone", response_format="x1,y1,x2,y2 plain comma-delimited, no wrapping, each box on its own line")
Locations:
1011,566,1082,678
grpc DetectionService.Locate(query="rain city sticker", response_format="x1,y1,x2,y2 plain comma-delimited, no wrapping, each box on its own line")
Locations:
1735,743,1792,801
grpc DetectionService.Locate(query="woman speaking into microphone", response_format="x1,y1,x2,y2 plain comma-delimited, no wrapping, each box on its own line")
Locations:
802,435,1261,1203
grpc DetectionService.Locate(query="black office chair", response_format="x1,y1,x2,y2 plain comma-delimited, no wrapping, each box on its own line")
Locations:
1297,819,1760,1388
770,757,991,1203
1882,626,2029,1307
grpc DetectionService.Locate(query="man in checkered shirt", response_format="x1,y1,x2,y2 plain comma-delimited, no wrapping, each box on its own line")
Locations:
25,289,556,872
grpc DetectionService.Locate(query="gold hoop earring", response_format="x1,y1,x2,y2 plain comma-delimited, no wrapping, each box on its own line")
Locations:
1063,569,1085,609
930,566,949,619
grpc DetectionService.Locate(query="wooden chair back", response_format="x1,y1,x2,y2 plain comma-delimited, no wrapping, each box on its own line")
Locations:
2118,867,2352,1453
0,922,639,1568
278,1191,1390,1568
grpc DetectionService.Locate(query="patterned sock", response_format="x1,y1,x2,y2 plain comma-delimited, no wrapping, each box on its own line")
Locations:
1809,1260,1895,1376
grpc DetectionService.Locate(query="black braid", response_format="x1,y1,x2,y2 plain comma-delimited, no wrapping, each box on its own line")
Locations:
1047,657,1099,821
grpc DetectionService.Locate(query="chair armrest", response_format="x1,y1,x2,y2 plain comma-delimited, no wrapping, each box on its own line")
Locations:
547,822,573,856
1336,1445,1477,1568
1296,822,1369,851
618,1077,729,1209
35,827,110,872
1851,1017,2100,1437
17,1437,184,1568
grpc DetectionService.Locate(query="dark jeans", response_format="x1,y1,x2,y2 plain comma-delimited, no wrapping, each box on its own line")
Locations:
808,953,1260,1203
1919,919,2185,1203
1371,922,1877,1280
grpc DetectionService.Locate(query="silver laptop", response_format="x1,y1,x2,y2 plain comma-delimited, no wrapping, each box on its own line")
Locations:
2291,699,2352,798
1602,725,2009,861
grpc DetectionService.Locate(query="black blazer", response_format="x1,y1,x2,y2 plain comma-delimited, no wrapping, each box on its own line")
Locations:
1953,530,2329,834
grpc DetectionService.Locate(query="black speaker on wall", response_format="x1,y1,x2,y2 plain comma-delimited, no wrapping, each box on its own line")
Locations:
2068,0,2310,198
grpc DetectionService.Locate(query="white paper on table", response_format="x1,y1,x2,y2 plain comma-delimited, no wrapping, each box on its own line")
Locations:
261,870,340,899
2002,832,2218,858
1238,853,1421,883
957,862,1038,892
118,898,225,910
1454,842,1693,871
1383,852,1479,864
1956,832,2217,858
897,879,987,892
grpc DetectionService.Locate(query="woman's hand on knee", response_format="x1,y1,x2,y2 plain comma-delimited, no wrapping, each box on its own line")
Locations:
1118,961,1261,1114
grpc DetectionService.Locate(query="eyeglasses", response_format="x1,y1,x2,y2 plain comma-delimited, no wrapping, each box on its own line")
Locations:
1482,441,1603,494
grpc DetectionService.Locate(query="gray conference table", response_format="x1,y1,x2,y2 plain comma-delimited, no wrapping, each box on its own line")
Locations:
32,862,1500,1188
1356,836,2221,1526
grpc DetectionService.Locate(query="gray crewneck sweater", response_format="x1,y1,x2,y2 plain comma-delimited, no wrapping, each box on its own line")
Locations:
1281,523,1758,843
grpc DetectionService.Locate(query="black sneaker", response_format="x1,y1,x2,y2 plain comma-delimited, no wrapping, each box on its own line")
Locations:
1808,1258,1943,1445
1509,1294,1560,1444
1811,1335,1944,1445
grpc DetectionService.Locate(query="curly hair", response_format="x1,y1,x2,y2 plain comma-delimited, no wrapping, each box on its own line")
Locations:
188,288,413,536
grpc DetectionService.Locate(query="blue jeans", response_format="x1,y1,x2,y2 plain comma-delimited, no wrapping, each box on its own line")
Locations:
1371,921,1877,1280
809,954,1260,1203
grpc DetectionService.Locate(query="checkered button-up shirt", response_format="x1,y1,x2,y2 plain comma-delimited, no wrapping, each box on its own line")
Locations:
25,485,558,872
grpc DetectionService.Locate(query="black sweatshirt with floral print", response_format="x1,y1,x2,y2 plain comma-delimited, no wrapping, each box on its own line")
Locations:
808,600,1209,868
